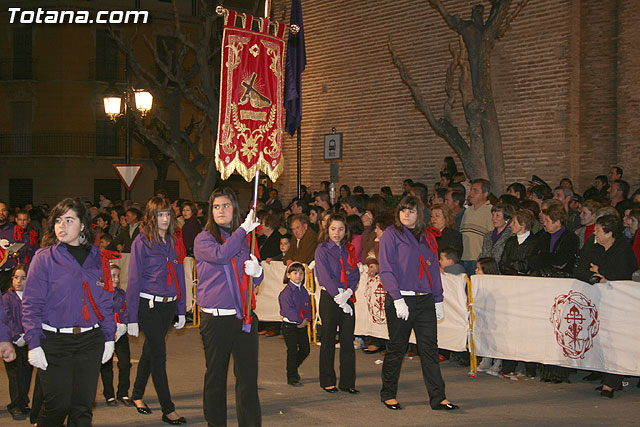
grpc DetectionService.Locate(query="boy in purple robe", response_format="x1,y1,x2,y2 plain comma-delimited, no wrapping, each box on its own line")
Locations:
278,262,312,386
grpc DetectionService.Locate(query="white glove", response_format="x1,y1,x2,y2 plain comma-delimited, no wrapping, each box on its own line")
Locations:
339,301,353,316
115,323,127,341
127,323,139,337
240,209,260,233
333,288,353,306
174,315,186,329
435,302,445,321
28,347,48,370
14,334,26,347
102,341,115,364
244,254,263,278
394,298,410,321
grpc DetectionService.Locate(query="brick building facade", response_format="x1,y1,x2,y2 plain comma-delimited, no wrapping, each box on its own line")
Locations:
273,0,639,201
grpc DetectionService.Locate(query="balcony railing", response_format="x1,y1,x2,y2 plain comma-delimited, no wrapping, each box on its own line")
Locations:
0,133,125,157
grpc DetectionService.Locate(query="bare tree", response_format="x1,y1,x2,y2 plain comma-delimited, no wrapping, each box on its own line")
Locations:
389,0,528,193
109,1,228,201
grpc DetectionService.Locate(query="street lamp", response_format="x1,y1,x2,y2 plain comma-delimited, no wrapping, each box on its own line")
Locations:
103,86,153,200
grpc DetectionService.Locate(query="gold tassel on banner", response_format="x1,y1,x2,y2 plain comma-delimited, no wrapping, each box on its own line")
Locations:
466,275,478,377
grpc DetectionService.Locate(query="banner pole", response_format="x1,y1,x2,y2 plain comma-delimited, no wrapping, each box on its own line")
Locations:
247,170,260,323
466,275,478,377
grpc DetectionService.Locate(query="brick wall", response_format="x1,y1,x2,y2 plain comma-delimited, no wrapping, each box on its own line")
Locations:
617,0,640,189
271,0,639,204
272,0,576,202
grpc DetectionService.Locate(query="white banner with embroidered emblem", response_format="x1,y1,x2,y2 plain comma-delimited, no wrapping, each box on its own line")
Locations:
353,271,469,351
472,275,640,376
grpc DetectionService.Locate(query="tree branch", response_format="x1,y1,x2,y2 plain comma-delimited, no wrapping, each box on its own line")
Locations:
388,35,469,156
427,0,462,31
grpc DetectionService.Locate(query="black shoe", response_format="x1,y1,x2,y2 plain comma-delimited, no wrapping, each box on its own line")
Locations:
600,389,614,399
595,384,623,392
433,402,460,411
288,380,303,387
106,398,118,407
118,396,133,406
340,387,360,394
162,414,187,425
8,407,26,420
20,407,30,415
383,400,404,410
134,401,152,414
363,346,383,354
583,372,603,381
323,386,339,393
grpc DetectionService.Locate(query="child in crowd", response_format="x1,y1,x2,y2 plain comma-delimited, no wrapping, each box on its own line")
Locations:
272,234,291,262
2,264,32,420
475,257,500,275
475,256,501,375
439,248,465,275
99,234,113,250
278,262,312,386
100,263,133,407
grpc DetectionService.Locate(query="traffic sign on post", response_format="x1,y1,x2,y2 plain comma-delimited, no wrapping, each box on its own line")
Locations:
113,164,143,190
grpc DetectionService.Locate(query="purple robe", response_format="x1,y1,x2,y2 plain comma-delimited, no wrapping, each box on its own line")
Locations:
22,243,116,349
379,226,444,302
193,228,263,313
126,233,187,324
279,281,312,323
314,241,360,297
2,290,23,341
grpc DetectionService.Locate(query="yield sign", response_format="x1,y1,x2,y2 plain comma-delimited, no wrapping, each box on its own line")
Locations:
113,164,143,190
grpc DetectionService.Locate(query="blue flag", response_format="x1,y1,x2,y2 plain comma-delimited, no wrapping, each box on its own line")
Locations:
284,0,306,136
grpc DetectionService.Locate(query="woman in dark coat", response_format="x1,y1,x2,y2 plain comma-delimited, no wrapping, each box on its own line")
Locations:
574,214,637,398
530,203,579,383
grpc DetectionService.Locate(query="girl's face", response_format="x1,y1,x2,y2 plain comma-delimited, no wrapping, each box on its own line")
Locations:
111,210,119,222
309,210,318,223
321,215,330,231
157,210,171,234
55,209,83,246
475,264,484,275
629,216,639,234
182,205,193,220
110,268,121,288
212,196,234,228
280,238,291,254
287,269,305,284
12,269,26,292
340,187,348,198
430,209,446,230
375,224,384,239
399,207,418,229
119,215,127,228
328,219,346,244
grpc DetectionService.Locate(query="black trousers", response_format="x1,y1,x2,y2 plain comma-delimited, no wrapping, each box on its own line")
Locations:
380,294,447,408
501,359,537,376
200,312,261,427
4,345,32,410
100,334,131,399
37,328,104,427
318,290,355,389
281,323,310,382
132,299,177,415
30,373,43,424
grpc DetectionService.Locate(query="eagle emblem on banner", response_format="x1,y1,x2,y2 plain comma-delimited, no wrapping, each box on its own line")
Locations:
216,10,285,182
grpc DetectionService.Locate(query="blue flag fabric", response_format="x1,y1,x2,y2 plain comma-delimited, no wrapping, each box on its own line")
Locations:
284,0,306,136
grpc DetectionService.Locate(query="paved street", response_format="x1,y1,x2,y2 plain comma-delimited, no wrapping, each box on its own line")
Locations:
0,327,639,426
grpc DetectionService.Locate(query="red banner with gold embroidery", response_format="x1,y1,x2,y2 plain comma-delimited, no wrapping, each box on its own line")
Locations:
216,11,285,182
